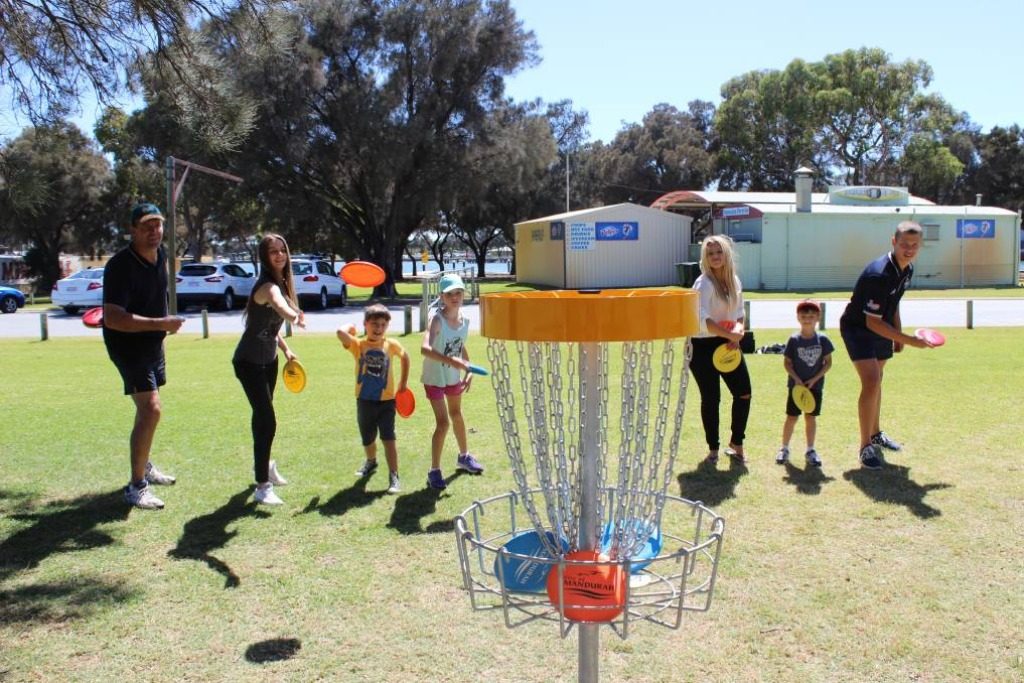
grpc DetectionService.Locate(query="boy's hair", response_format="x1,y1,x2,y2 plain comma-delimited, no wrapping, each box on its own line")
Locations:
894,221,923,238
364,303,391,322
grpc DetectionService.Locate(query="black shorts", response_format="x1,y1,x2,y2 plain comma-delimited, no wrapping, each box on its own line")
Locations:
357,399,397,446
786,384,824,417
109,349,166,395
840,323,893,362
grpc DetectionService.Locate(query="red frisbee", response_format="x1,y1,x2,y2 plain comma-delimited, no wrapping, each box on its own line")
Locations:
82,306,104,329
914,328,946,347
717,320,744,334
340,261,386,288
395,388,416,418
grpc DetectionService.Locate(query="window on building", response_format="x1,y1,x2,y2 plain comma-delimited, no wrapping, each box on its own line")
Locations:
922,223,940,241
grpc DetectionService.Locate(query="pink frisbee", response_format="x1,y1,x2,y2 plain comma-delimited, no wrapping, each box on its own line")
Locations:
914,328,946,347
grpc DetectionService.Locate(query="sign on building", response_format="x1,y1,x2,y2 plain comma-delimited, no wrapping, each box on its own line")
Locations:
568,223,595,251
956,219,995,239
594,221,639,241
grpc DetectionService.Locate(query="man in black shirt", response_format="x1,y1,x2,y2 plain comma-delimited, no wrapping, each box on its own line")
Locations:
103,203,184,509
839,221,936,470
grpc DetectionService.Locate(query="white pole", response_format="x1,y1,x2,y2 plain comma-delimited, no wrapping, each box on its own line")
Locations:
578,342,600,683
565,152,570,213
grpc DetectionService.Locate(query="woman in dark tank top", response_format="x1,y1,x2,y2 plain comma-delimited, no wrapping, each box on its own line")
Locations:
232,234,305,506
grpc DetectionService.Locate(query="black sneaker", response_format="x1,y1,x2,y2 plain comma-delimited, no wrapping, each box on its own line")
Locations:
871,431,902,451
859,445,883,470
355,459,378,477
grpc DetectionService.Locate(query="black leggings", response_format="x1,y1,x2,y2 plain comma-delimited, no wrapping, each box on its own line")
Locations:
233,357,278,484
689,337,752,450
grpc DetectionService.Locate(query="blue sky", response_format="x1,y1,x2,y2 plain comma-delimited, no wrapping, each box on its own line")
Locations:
504,0,1024,143
3,0,1022,144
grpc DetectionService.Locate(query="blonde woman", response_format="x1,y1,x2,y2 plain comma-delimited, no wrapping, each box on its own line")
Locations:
689,235,752,465
232,234,305,505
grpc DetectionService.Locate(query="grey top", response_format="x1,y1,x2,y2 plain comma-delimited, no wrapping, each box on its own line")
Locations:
233,301,283,365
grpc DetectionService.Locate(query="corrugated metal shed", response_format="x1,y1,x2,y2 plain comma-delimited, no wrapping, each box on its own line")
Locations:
719,203,1020,290
651,189,936,211
514,203,692,289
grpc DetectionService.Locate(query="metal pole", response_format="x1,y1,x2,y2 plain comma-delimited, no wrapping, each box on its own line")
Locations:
819,302,826,331
967,300,974,330
201,307,209,339
565,152,570,213
166,157,178,314
743,300,751,329
578,341,601,683
404,305,412,335
39,312,48,341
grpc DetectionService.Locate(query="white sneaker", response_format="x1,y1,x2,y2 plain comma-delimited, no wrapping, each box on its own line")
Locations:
145,461,176,485
268,460,288,486
775,446,790,465
124,483,164,510
387,472,401,494
254,483,283,505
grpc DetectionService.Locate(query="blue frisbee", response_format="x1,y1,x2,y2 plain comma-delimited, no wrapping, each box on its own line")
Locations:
601,520,663,573
493,530,567,593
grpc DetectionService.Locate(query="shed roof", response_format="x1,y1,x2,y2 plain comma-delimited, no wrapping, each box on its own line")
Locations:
651,189,936,211
515,202,686,226
744,203,1017,217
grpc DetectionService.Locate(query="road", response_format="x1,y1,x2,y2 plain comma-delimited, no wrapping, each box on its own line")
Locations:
1,297,1022,340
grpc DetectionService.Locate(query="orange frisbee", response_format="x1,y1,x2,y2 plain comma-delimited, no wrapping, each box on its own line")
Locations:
340,261,386,288
395,387,416,418
546,550,626,623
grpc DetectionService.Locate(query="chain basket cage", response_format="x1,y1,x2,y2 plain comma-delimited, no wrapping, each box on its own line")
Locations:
454,290,725,639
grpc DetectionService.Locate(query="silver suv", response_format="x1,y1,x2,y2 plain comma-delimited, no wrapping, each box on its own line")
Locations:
176,262,256,311
291,258,347,310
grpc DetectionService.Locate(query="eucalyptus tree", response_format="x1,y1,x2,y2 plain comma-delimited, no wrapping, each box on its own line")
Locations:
595,101,718,203
0,122,113,290
224,0,538,292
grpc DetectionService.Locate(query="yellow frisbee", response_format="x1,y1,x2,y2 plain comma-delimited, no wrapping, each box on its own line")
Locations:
792,385,816,413
712,344,741,373
282,359,307,393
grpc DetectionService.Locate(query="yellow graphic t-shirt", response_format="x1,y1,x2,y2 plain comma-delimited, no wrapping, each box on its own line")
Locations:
347,338,405,400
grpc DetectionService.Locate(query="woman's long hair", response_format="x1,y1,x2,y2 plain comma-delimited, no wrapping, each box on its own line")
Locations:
244,233,298,318
699,235,739,307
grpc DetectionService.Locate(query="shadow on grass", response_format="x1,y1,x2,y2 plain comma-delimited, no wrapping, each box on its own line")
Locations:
386,471,467,535
842,465,952,519
782,462,836,495
0,577,137,625
167,488,267,589
299,474,388,518
676,456,748,508
245,637,302,663
0,489,128,583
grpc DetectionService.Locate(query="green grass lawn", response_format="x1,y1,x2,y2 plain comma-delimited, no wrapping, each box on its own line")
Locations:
1,330,1022,682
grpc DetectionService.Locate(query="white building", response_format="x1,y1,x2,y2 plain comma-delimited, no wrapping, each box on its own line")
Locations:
514,203,692,289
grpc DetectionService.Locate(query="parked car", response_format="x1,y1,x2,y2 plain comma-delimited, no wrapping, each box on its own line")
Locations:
175,262,255,311
50,267,104,314
291,258,347,310
0,284,26,314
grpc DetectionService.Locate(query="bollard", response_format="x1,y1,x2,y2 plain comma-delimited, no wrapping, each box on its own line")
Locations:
743,300,751,329
39,312,48,341
967,300,974,329
404,305,412,335
201,307,209,339
285,320,292,337
819,302,827,330
420,301,427,331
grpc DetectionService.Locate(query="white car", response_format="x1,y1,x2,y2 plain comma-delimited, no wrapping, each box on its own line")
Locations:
175,262,256,311
292,258,347,310
51,268,104,314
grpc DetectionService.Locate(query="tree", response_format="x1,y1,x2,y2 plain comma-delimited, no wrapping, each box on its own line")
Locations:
0,0,274,139
221,0,538,294
716,61,828,190
967,125,1024,211
0,122,113,291
595,101,717,203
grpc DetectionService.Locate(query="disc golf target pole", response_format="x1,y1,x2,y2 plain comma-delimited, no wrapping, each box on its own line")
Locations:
579,341,601,682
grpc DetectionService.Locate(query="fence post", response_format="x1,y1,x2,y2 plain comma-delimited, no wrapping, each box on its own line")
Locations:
404,305,412,335
39,312,48,341
743,300,751,329
966,300,974,329
285,320,292,337
819,302,827,330
201,307,209,339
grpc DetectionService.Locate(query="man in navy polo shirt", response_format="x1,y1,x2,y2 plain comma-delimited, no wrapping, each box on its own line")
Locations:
839,221,936,470
103,203,185,509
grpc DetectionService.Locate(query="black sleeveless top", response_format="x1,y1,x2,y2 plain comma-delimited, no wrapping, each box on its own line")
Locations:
233,298,284,365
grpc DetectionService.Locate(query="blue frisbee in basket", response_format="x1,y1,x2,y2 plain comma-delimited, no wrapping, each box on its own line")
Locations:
601,520,663,573
494,530,567,593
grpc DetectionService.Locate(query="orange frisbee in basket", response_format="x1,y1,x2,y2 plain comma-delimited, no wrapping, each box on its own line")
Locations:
546,550,626,623
340,261,386,288
395,387,416,418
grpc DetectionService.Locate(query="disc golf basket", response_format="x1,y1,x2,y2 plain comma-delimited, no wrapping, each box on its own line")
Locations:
454,290,726,683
